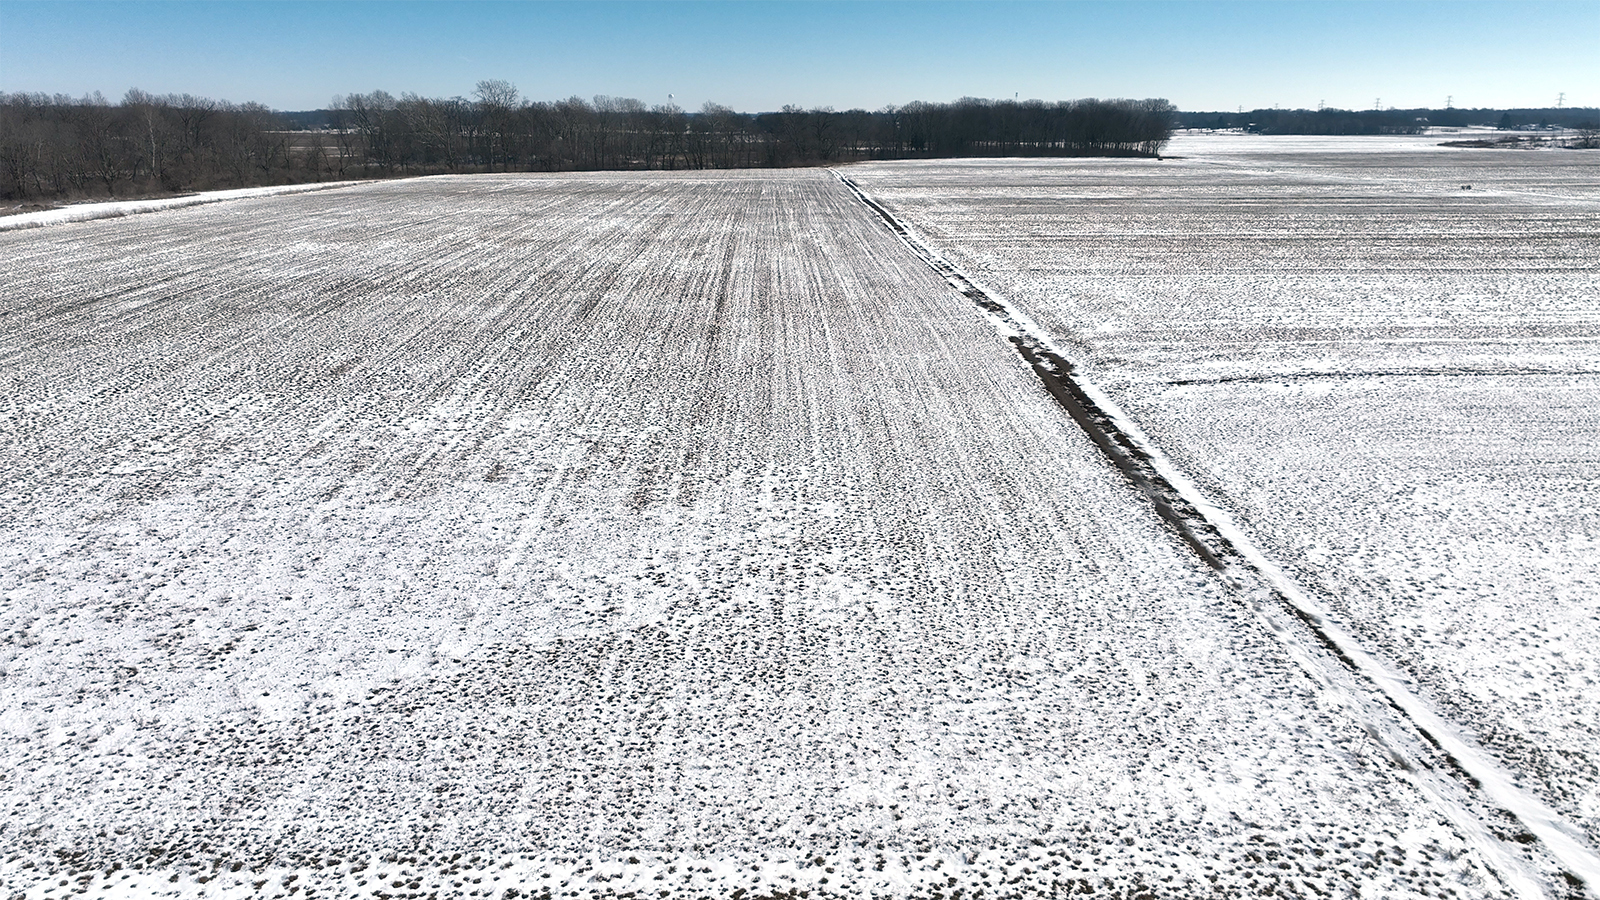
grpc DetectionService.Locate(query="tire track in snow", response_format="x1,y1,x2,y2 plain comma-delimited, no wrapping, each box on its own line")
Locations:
834,168,1600,899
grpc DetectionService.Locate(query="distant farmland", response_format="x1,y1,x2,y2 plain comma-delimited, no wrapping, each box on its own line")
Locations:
2,134,1598,899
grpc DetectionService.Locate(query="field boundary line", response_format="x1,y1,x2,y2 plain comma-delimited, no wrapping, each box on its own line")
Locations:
0,180,376,232
831,167,1600,899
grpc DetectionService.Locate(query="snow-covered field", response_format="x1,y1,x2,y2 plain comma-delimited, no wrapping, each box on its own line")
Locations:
847,133,1600,875
0,148,1592,898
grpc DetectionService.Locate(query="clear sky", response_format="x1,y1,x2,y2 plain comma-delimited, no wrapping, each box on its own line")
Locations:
1,1,1594,113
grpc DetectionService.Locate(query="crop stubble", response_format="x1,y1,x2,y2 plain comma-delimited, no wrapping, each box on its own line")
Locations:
0,167,1576,897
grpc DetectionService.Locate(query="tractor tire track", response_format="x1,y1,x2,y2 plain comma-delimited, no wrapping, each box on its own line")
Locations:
834,168,1600,898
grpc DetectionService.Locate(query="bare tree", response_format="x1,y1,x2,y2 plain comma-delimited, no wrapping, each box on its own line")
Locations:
122,88,176,189
475,79,520,170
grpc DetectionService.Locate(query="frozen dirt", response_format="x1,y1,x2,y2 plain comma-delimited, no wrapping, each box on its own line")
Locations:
844,132,1600,869
0,164,1588,898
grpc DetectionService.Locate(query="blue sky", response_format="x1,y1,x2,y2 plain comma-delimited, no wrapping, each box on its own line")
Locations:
1,1,1594,112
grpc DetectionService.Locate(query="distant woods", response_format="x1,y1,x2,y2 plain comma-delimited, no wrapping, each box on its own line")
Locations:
2,90,297,203
322,85,1176,174
1179,105,1600,135
1,83,1175,202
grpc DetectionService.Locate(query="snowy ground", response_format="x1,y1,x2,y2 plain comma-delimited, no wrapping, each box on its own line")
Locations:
846,133,1600,865
0,161,1588,898
0,182,369,233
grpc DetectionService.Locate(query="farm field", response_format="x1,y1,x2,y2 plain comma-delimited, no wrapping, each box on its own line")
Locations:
846,133,1600,861
0,145,1592,899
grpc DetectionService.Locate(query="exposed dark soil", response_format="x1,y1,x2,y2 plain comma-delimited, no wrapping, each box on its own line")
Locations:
1,201,61,217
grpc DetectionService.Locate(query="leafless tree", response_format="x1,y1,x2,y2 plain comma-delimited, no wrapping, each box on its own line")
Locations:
475,79,520,170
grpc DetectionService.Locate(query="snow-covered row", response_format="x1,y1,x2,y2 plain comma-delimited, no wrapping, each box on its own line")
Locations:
0,169,1570,898
0,181,370,232
843,139,1600,863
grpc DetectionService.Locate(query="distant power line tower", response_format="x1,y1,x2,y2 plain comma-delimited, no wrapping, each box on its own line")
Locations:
1557,92,1566,109
1374,97,1382,111
1446,95,1453,109
1317,99,1325,111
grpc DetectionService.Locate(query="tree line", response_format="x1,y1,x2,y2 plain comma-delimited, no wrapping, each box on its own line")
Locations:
1,90,304,202
1,82,1175,202
1177,106,1600,135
